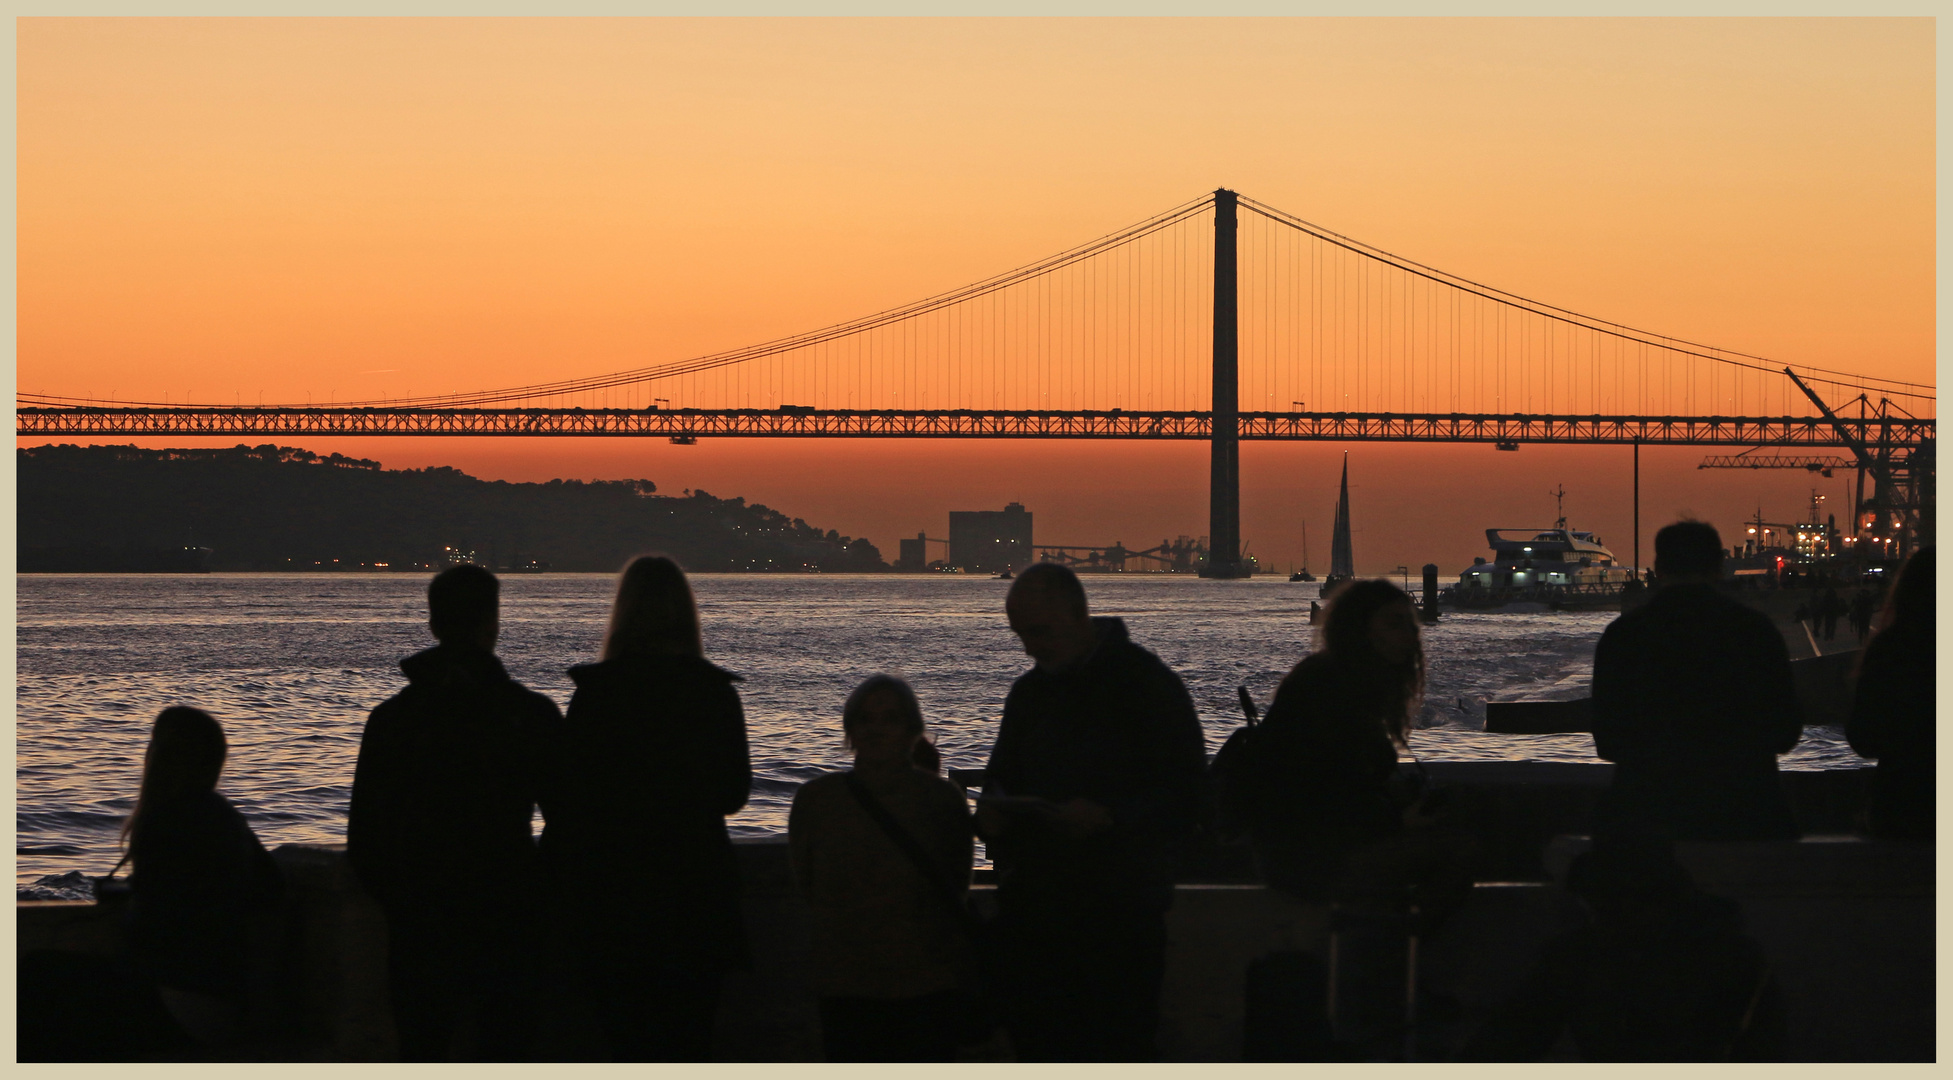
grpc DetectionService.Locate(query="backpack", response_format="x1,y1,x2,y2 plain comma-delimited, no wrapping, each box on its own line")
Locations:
1207,685,1264,843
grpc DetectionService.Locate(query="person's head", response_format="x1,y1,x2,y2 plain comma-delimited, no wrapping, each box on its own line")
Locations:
428,564,500,650
122,706,228,852
1653,520,1723,584
842,674,926,769
1879,546,1934,631
602,555,704,660
1005,563,1096,671
1318,578,1425,743
1320,578,1420,665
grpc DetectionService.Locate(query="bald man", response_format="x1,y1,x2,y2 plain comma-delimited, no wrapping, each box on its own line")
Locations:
979,563,1206,1062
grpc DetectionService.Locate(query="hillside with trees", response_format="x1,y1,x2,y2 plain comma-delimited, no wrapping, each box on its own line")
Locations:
18,444,886,573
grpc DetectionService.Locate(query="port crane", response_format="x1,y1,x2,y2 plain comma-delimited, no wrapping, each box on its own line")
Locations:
1695,371,1933,558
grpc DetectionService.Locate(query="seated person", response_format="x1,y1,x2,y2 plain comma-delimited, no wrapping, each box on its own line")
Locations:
1590,521,1802,843
20,706,283,1061
1461,839,1785,1062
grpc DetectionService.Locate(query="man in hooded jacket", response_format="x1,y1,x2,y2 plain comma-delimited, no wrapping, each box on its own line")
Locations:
347,564,562,1061
979,563,1207,1061
1590,521,1802,844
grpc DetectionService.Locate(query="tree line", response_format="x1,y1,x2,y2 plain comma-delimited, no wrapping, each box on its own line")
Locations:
17,444,887,573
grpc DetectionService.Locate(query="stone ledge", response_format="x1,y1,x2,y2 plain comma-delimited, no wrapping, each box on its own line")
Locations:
20,832,1931,1061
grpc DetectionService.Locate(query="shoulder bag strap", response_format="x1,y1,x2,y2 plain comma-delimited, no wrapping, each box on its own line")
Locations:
841,771,971,920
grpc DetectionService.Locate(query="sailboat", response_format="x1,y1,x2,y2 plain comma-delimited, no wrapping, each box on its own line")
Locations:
1289,522,1316,582
1322,453,1355,593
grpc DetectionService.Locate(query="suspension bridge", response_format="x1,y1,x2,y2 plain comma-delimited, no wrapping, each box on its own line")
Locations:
18,189,1935,576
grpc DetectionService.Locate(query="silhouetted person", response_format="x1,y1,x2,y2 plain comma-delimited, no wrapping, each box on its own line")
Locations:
538,555,751,1061
789,675,976,1062
1849,586,1878,644
1236,579,1443,902
22,707,284,1061
1846,547,1934,840
1461,838,1785,1062
348,564,560,1061
1590,522,1802,843
1819,586,1844,642
121,707,284,1050
1229,581,1475,1058
978,563,1206,1061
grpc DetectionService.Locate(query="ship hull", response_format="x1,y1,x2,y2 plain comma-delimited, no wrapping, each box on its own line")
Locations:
1441,581,1627,611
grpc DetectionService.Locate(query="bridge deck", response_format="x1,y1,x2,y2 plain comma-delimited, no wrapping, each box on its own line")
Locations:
14,407,1935,446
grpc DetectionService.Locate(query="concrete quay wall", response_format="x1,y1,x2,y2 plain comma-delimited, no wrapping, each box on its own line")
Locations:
18,764,1932,1062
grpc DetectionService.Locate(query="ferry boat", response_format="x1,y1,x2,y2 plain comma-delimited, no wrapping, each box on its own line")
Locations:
1444,523,1636,611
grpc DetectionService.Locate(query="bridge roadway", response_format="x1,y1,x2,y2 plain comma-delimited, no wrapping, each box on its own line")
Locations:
16,405,1935,448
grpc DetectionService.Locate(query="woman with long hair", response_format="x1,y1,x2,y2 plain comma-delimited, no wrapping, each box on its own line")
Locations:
539,555,752,1062
1230,581,1478,1055
121,706,283,1048
787,675,976,1062
1846,547,1935,839
1236,579,1436,901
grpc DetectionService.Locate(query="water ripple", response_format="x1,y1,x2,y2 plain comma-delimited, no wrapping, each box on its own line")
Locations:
17,573,1861,885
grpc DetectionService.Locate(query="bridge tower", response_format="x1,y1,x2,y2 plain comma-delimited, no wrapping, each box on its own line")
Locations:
1201,188,1250,578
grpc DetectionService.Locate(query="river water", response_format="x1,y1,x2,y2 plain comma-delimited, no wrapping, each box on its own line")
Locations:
16,573,1857,890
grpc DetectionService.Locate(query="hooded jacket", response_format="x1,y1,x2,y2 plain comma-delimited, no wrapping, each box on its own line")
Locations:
347,643,561,917
982,616,1207,903
539,651,752,969
126,790,283,999
1590,583,1802,842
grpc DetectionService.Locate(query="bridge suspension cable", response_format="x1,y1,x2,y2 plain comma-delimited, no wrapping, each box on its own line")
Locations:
1234,195,1931,400
18,189,1931,422
41,193,1209,413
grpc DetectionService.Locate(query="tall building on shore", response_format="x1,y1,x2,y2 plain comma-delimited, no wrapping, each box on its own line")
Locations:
950,503,1033,574
896,533,928,572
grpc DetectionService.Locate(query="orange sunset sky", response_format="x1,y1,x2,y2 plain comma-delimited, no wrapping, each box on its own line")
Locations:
17,18,1935,574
